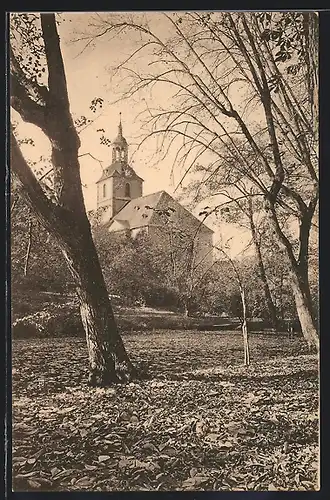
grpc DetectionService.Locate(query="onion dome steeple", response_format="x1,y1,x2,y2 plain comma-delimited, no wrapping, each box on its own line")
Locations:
112,112,128,164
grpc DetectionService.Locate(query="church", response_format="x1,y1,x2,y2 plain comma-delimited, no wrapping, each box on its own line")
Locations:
93,117,214,271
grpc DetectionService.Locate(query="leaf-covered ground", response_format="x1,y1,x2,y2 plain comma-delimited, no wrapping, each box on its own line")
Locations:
12,331,319,491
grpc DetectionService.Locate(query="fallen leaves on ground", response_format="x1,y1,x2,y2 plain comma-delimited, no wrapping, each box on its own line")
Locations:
12,332,319,491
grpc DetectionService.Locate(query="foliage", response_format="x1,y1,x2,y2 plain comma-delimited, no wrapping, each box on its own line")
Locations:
12,302,82,339
12,333,318,491
11,293,241,339
93,224,213,314
13,200,313,325
11,195,72,294
93,229,170,307
12,197,316,326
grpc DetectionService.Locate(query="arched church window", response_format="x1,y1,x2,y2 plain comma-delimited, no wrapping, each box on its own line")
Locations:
103,183,106,198
125,182,131,198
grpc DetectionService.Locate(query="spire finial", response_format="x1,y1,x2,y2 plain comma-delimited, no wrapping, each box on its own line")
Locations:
118,112,122,136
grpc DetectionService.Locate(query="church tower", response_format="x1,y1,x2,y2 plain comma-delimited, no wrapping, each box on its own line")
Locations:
96,115,144,216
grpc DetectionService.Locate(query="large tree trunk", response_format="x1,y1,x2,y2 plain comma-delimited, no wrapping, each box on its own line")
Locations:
10,14,137,386
61,220,137,385
11,134,136,386
11,14,135,385
290,265,319,351
296,213,316,322
247,197,278,329
23,215,33,277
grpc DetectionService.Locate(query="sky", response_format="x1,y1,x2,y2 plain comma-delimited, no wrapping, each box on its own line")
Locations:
13,12,254,257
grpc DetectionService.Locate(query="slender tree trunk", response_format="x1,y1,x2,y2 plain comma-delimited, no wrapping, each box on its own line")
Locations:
266,202,319,351
240,287,250,366
183,298,191,317
247,197,278,329
23,216,33,277
279,273,284,321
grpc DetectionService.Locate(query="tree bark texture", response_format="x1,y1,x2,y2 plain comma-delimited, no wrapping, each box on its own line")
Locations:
289,264,319,352
62,224,137,385
23,216,33,277
265,202,319,351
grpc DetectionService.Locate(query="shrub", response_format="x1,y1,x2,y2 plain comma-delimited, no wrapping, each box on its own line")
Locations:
12,303,84,339
12,312,49,338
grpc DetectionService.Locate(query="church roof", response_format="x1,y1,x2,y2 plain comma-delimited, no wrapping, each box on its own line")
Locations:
97,162,144,183
112,117,127,147
112,191,165,228
106,190,213,234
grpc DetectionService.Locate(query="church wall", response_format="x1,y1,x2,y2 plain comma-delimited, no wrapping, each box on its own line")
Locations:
193,229,213,272
113,198,130,216
97,178,114,210
147,225,172,251
129,178,143,199
96,174,143,215
112,176,127,198
148,222,213,276
131,227,148,239
148,193,214,274
110,176,143,216
112,176,143,200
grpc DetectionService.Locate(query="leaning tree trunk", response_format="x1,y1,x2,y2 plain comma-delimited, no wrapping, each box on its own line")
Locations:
10,13,137,386
266,202,319,352
296,213,317,323
11,134,136,386
291,207,318,348
23,215,33,277
61,220,137,386
289,263,319,352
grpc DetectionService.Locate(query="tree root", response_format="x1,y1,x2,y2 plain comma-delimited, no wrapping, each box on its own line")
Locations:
88,368,121,387
87,361,141,387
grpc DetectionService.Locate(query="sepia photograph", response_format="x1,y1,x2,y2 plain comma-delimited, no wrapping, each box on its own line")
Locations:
9,10,319,492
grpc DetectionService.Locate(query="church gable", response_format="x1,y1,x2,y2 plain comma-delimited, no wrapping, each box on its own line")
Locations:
107,189,214,238
148,191,213,237
110,191,164,229
97,163,143,183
